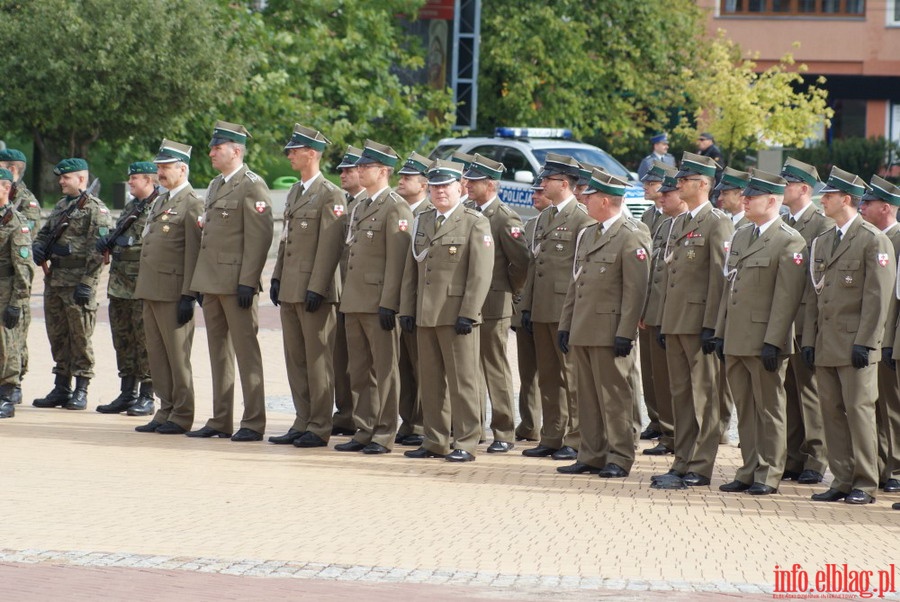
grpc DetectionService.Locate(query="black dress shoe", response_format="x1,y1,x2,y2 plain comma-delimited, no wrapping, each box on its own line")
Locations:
643,443,674,456
268,428,304,444
882,479,900,493
797,469,824,484
845,489,875,505
781,470,802,481
598,463,629,478
293,432,327,448
331,426,356,436
811,488,848,502
362,442,391,455
651,469,684,482
404,446,445,459
522,444,558,458
650,474,687,490
486,441,514,453
747,482,777,495
400,434,424,447
186,425,232,438
557,462,601,475
446,449,475,462
156,421,187,435
893,502,900,510
231,428,263,442
719,480,751,492
639,427,662,440
682,472,711,486
334,439,367,452
135,420,162,433
551,446,577,460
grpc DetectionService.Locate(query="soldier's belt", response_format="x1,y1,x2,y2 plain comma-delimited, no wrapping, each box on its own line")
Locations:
51,256,84,269
0,264,14,277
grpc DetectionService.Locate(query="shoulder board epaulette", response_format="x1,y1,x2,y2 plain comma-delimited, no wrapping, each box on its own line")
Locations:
710,207,728,218
245,171,261,183
778,222,795,233
735,222,754,231
323,179,337,191
575,203,588,214
621,219,639,232
858,220,882,236
497,202,513,215
463,206,483,218
525,215,538,226
385,190,404,204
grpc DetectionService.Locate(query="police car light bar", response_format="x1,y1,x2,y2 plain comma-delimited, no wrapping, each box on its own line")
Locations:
494,127,573,140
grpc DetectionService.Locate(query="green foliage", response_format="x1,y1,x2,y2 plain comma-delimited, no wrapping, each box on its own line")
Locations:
788,137,899,183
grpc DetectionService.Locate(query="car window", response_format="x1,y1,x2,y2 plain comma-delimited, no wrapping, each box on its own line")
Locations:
471,145,533,180
429,144,461,160
532,147,631,179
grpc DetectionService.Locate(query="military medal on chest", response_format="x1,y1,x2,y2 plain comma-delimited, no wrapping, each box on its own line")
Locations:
162,224,170,233
449,245,458,255
844,275,853,286
300,220,309,229
221,210,229,219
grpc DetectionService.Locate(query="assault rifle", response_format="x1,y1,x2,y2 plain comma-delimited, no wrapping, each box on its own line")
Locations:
98,186,159,264
39,178,100,275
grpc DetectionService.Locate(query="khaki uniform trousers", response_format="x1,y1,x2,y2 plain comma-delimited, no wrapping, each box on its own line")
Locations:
478,317,516,443
727,355,788,489
398,328,424,437
719,363,734,438
876,362,900,482
145,300,196,430
533,321,579,450
201,294,266,435
784,351,828,474
647,326,674,450
332,314,356,432
665,333,720,478
574,346,636,471
345,313,399,449
419,324,482,455
816,364,879,495
281,301,336,440
638,328,660,432
514,326,541,441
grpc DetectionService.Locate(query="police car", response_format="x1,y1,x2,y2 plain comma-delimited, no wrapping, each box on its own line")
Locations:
429,127,650,218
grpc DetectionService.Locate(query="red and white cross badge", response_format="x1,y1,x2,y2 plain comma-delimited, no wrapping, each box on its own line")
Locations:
793,252,804,266
878,253,890,267
255,201,267,213
636,248,647,261
398,219,409,231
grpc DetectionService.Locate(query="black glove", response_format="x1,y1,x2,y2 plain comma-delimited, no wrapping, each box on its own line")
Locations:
269,279,280,306
94,235,111,253
304,290,324,313
801,346,815,369
761,343,780,373
700,328,717,355
714,338,725,362
196,293,203,307
521,310,533,335
176,295,195,325
32,243,46,265
114,235,133,247
50,243,71,256
2,306,20,329
237,285,255,309
851,344,870,369
557,330,570,354
656,331,666,349
883,347,896,371
455,316,474,335
378,306,396,331
73,283,91,306
399,315,415,333
613,336,633,357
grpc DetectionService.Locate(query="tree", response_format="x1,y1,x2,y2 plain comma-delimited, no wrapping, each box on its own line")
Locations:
675,32,834,166
477,0,705,143
0,0,252,195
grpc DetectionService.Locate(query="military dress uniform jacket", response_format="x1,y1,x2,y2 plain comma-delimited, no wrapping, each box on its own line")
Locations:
783,207,834,350
12,184,41,231
272,175,345,304
519,199,595,323
642,215,674,327
340,188,413,315
191,165,273,295
659,203,733,335
34,194,110,288
400,206,494,327
715,222,807,355
559,215,651,346
0,208,34,306
640,206,666,241
802,217,895,366
134,185,204,302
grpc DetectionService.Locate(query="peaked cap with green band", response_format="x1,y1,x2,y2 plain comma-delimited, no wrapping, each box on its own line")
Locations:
398,151,432,176
640,160,677,183
539,153,581,179
715,166,751,192
337,145,363,169
741,169,786,197
54,158,89,175
862,175,900,206
128,161,158,176
675,151,719,178
780,157,820,186
356,139,399,168
464,153,505,181
658,175,679,193
284,123,330,152
578,162,605,186
450,151,475,170
584,169,628,197
820,166,868,198
209,120,251,147
425,159,463,185
154,139,192,164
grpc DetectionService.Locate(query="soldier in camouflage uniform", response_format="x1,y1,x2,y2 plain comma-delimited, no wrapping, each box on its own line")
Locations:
32,158,111,411
0,148,41,406
0,168,34,418
95,161,158,416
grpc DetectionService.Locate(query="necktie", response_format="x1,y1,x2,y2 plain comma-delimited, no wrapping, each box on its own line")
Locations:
436,214,445,230
788,216,796,227
475,205,482,212
832,228,842,253
750,226,760,244
548,206,558,219
595,223,604,240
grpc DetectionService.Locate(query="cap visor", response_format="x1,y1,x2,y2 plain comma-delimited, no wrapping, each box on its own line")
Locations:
819,184,840,194
355,156,379,166
153,153,179,164
427,175,458,185
462,168,488,180
209,136,231,148
740,185,769,197
640,174,664,183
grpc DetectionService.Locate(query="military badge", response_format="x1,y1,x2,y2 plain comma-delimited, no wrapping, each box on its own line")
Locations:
221,210,229,219
687,231,701,239
793,253,804,266
398,219,409,232
449,245,458,255
483,235,493,246
687,249,696,260
198,214,205,229
333,204,345,217
366,230,374,239
162,224,170,233
161,214,169,221
510,227,522,238
877,253,890,267
300,220,308,229
20,225,29,233
844,275,854,286
19,246,28,258
254,201,267,213
636,248,647,261
28,200,37,208
723,241,731,254
100,207,109,214
555,243,564,252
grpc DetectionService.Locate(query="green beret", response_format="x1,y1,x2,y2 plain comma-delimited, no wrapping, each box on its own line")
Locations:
0,168,13,182
128,161,158,176
0,149,27,163
54,158,89,175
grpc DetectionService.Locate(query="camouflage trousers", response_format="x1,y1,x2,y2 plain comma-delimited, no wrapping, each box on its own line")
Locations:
109,296,150,380
0,286,25,386
44,285,96,378
20,300,30,377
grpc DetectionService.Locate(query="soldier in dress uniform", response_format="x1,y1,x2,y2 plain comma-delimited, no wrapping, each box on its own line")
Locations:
637,133,676,181
133,140,204,435
0,168,33,418
450,151,474,203
715,171,806,495
188,121,274,442
651,152,733,490
779,157,832,485
268,125,345,448
394,151,432,447
557,169,651,477
463,154,529,452
519,153,595,461
400,160,493,461
32,158,111,411
860,175,900,494
332,145,367,437
803,167,895,505
335,140,412,454
95,161,159,417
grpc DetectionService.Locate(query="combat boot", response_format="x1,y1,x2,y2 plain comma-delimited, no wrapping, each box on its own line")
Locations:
33,374,73,408
65,376,90,410
127,381,155,416
0,385,15,418
96,376,138,414
10,385,22,405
